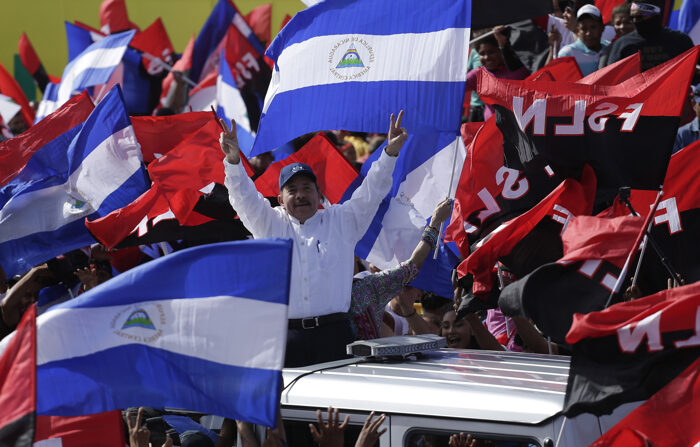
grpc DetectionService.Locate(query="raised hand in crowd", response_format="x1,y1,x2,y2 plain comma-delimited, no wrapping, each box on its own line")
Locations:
492,25,508,48
409,198,453,270
448,432,476,447
384,110,408,157
261,428,285,447
74,267,99,292
309,406,349,447
219,118,241,165
354,411,387,447
1,264,52,329
127,407,173,447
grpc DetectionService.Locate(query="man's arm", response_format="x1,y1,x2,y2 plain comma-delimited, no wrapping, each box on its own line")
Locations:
336,111,407,239
220,118,283,237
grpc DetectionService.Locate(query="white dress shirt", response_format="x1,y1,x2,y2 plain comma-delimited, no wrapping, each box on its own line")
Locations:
224,150,397,319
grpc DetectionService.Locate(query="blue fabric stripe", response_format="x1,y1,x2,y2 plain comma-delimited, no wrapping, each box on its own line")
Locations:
192,0,234,83
218,52,255,154
67,87,132,174
678,0,700,34
267,0,470,60
54,239,293,310
37,344,282,427
0,218,96,277
94,167,150,216
0,124,83,209
64,22,95,63
251,81,464,156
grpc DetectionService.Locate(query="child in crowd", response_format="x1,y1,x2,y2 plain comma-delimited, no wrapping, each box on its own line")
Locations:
464,27,530,122
599,2,635,67
558,4,610,76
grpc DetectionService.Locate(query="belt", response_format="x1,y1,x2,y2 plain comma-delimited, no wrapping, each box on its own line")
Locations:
288,312,349,330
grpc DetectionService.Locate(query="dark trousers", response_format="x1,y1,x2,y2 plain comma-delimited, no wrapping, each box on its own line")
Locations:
284,319,355,368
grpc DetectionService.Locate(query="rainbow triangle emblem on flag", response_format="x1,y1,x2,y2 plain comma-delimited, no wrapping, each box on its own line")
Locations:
336,43,364,68
122,309,156,330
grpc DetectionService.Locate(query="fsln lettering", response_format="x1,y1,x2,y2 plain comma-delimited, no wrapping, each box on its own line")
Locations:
512,97,644,135
617,311,664,353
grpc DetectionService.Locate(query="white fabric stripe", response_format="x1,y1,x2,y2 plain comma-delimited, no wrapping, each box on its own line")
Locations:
217,75,252,132
273,29,469,95
189,86,217,112
37,295,288,370
367,137,466,269
58,46,128,103
0,127,142,241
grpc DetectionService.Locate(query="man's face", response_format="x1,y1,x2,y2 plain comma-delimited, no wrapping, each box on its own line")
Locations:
577,18,604,49
613,13,635,37
563,6,577,31
278,175,321,223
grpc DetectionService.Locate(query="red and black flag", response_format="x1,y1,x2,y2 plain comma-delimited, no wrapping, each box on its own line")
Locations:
129,18,175,76
477,46,698,203
18,33,55,93
0,305,36,447
498,214,644,344
577,51,640,86
563,281,700,417
526,56,582,82
457,165,596,301
605,139,700,295
588,355,700,447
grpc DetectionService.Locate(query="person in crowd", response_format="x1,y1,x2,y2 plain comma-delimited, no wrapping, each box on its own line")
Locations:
442,309,505,351
220,111,406,367
0,264,53,340
464,46,484,122
465,27,530,122
598,2,635,67
558,5,610,76
674,84,700,154
606,0,694,71
420,291,452,335
546,0,579,65
350,198,453,340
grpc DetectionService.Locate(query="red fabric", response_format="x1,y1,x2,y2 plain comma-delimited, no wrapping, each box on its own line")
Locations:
131,111,212,163
525,57,583,82
18,33,41,75
0,61,35,127
458,165,596,294
0,92,93,187
589,356,700,447
280,14,292,31
254,133,359,203
223,24,263,89
459,121,484,149
35,411,125,447
246,4,272,44
479,46,699,118
578,52,640,85
159,35,194,109
566,281,700,343
559,215,644,268
595,0,625,24
130,18,174,74
0,305,36,429
445,119,504,257
529,69,556,82
99,0,139,34
147,120,254,223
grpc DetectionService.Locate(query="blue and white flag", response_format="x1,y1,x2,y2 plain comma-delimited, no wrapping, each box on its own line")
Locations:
251,0,471,156
35,239,292,427
34,81,59,123
217,50,255,155
346,133,465,297
56,30,135,109
64,21,103,63
0,86,149,277
678,0,700,44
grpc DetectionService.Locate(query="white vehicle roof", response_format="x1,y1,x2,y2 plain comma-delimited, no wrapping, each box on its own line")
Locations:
282,348,571,425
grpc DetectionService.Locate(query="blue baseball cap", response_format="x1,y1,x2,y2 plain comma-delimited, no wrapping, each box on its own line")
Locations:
278,163,317,190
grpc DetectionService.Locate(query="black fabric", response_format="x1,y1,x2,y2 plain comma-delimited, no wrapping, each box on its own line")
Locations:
564,333,700,417
285,319,355,368
471,0,552,29
498,260,622,344
288,312,349,330
507,20,551,72
0,412,34,447
607,28,694,72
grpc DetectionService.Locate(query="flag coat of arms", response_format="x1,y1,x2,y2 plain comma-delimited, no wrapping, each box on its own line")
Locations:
252,0,472,155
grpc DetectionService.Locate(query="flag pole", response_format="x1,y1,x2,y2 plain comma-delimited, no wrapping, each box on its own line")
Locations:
497,263,511,339
605,189,663,308
141,52,198,88
433,136,460,259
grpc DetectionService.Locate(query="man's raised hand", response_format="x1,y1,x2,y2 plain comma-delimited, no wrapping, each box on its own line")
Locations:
385,110,408,157
219,118,241,165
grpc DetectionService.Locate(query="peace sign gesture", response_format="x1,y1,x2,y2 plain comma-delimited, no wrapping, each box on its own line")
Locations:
218,117,241,165
385,110,408,157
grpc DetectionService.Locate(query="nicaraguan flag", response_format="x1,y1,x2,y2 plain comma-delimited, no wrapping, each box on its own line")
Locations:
217,49,255,155
250,0,471,156
56,30,135,108
346,133,466,297
65,21,103,63
35,239,292,427
0,86,149,277
34,81,59,123
678,0,700,44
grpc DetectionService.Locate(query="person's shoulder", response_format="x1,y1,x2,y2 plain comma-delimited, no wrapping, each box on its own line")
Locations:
661,27,694,45
558,42,576,57
615,31,644,46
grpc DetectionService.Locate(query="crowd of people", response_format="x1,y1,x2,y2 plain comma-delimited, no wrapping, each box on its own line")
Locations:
1,0,698,445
